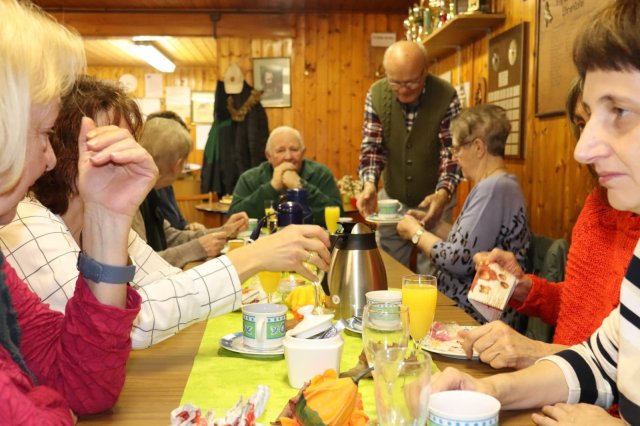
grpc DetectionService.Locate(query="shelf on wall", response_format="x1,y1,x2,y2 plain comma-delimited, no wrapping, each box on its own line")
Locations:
423,13,506,61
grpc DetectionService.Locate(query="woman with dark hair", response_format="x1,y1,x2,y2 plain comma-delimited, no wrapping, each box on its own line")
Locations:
421,1,640,423
1,75,331,349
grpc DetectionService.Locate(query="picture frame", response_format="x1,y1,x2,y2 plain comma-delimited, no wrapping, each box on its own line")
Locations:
252,57,291,108
534,0,600,117
191,91,215,124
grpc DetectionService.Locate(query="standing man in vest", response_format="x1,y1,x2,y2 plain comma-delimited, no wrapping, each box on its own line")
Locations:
356,40,461,273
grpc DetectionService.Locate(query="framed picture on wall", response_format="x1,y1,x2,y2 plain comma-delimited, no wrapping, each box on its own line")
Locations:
191,91,215,124
534,0,602,117
252,57,291,108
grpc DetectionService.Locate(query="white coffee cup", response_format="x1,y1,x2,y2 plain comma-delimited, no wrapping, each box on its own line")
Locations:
366,289,402,305
428,390,501,426
242,303,287,350
283,330,344,388
377,199,402,219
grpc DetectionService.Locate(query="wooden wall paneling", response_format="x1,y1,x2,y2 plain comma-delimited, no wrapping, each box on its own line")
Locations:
292,15,306,133
302,14,318,165
349,13,365,181
338,13,353,179
314,15,330,167
326,13,341,175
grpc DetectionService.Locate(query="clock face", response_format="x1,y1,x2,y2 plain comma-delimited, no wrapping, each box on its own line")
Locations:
508,39,518,66
118,73,138,93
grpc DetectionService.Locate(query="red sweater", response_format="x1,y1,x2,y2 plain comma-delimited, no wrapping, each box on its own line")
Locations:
0,258,141,424
512,188,640,345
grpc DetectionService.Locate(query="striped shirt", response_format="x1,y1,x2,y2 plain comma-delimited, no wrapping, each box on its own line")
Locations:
358,85,461,197
544,240,640,424
0,197,244,349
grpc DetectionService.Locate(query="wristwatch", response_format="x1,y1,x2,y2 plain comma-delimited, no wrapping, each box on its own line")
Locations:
411,228,425,245
77,251,136,284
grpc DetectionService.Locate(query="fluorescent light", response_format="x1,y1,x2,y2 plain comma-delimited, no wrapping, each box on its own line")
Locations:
133,43,176,73
109,39,176,73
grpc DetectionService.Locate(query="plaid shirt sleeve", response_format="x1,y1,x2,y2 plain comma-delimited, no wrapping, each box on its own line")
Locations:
358,89,387,185
436,93,462,195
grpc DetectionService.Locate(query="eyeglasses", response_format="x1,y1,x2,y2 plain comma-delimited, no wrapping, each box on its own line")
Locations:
447,140,473,156
387,76,423,90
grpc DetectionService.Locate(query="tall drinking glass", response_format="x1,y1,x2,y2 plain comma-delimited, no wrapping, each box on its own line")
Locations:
304,257,333,315
373,347,431,425
402,274,438,350
257,270,282,303
362,302,410,367
324,206,341,234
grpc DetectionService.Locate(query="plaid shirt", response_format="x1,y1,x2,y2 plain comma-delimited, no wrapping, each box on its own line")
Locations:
358,84,461,197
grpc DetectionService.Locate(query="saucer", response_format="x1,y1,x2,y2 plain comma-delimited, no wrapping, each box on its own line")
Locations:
219,332,284,357
365,214,404,225
344,317,362,334
421,325,479,360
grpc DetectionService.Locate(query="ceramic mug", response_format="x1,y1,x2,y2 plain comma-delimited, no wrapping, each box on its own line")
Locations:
283,330,344,388
428,390,500,426
377,199,402,219
242,303,287,350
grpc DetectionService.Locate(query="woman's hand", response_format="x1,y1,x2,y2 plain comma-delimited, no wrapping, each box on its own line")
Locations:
227,224,330,283
473,248,532,302
460,321,550,370
223,212,249,238
198,231,227,258
532,403,624,426
397,214,423,240
430,367,496,395
77,118,158,218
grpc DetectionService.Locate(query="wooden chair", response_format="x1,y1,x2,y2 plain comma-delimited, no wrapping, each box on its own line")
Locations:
175,192,215,224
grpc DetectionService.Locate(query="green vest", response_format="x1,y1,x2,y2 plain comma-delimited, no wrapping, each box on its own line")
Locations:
371,74,456,207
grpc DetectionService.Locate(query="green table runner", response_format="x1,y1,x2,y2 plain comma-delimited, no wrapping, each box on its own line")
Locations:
180,312,375,423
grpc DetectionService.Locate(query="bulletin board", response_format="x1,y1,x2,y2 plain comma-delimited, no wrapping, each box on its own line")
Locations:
488,23,527,159
534,0,610,117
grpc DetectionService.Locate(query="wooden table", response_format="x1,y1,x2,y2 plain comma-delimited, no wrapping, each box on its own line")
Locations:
80,254,535,425
196,201,230,228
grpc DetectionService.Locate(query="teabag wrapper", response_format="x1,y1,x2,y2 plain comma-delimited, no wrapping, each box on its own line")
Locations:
468,263,518,322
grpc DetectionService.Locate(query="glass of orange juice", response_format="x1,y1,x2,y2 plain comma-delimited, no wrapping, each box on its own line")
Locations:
324,206,341,234
258,270,282,303
401,274,437,349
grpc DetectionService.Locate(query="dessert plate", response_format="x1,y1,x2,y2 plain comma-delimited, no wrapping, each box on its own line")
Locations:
421,325,479,360
344,316,363,334
365,214,404,225
219,332,284,357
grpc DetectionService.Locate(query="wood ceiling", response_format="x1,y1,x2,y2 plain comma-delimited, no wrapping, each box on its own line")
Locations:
34,0,410,67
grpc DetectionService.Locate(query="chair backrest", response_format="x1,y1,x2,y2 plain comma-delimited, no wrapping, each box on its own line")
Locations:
523,233,570,342
175,192,215,224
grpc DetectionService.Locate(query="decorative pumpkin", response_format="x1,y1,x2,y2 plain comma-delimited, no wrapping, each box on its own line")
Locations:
275,369,368,426
285,284,323,312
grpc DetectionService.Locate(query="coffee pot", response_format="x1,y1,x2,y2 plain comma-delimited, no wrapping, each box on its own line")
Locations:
325,222,387,320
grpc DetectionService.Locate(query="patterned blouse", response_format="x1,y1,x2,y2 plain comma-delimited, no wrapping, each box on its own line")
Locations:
431,173,530,326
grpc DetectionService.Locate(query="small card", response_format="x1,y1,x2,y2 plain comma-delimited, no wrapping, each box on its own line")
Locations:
468,263,518,322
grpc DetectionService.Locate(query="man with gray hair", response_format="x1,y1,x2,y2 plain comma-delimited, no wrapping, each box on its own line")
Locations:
229,126,342,227
134,117,248,268
356,40,461,273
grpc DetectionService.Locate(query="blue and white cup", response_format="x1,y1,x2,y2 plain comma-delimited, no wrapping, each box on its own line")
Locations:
377,199,402,219
428,390,501,426
242,303,287,350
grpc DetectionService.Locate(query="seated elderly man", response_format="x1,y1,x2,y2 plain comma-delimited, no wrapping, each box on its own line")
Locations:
228,126,342,227
135,117,248,268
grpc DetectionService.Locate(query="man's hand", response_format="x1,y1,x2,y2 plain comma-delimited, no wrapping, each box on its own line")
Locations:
281,169,302,190
532,403,623,426
223,212,249,238
418,189,451,228
186,222,206,231
198,231,227,257
356,181,377,217
271,162,298,191
460,321,548,370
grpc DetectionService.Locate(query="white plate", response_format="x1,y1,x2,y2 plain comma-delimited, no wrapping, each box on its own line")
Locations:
219,332,284,357
421,325,479,360
344,317,362,334
365,214,404,225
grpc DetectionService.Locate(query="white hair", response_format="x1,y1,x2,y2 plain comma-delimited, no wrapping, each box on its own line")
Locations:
266,126,305,153
0,0,85,192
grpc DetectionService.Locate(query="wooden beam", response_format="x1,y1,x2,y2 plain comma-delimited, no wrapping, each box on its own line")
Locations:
51,12,296,38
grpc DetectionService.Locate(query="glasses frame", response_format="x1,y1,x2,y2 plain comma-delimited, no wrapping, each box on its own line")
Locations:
448,139,475,156
387,69,426,90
